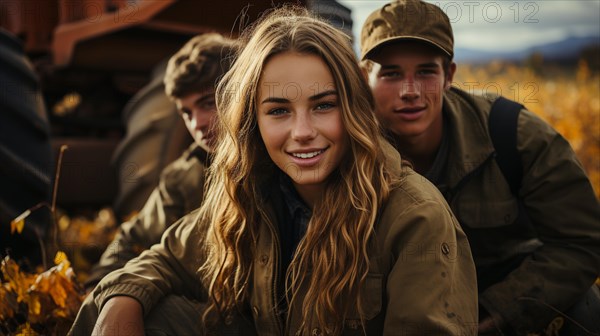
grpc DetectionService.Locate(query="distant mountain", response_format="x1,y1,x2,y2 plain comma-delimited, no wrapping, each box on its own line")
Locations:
455,35,600,63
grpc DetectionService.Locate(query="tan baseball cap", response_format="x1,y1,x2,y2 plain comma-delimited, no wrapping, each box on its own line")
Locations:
360,0,454,60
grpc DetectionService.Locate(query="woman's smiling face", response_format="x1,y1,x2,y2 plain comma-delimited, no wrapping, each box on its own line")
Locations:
257,52,349,204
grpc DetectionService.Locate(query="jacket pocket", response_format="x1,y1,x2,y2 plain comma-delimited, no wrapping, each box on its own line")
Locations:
344,273,384,334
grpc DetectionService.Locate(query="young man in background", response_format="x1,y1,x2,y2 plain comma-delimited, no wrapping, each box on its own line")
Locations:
361,1,600,334
86,33,238,288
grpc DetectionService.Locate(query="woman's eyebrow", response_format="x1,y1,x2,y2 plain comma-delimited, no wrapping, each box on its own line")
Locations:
261,97,289,104
309,90,337,101
261,90,337,104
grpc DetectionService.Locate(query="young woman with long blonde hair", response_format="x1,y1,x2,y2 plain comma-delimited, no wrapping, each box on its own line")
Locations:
70,7,477,336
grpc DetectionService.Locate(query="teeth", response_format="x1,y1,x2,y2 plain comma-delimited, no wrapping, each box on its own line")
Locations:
292,150,322,159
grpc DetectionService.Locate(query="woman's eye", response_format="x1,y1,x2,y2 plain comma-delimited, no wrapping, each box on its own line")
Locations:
267,108,287,116
315,102,335,110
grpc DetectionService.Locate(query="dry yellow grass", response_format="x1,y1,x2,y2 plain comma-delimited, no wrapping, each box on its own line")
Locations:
454,61,600,198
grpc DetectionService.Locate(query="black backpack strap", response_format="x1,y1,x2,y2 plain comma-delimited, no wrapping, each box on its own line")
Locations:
488,97,524,195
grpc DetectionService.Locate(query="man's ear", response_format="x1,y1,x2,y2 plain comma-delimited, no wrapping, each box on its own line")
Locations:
360,60,380,88
359,61,371,83
445,62,457,90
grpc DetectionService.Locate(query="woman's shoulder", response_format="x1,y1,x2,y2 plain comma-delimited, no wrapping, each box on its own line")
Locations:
378,167,457,236
390,167,448,209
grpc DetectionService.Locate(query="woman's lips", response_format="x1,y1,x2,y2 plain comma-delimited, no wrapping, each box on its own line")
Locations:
288,148,328,167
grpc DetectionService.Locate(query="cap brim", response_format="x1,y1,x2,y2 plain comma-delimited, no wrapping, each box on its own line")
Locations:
362,36,452,60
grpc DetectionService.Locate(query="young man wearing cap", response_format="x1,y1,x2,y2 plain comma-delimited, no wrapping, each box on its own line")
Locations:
361,0,600,334
85,33,239,288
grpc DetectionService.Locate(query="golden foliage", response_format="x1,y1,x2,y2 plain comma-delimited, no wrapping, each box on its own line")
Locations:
1,207,116,335
9,218,25,235
454,61,600,198
57,208,117,284
0,254,83,335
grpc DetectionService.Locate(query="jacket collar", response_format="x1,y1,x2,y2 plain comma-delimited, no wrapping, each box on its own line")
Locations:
443,87,496,189
187,142,210,166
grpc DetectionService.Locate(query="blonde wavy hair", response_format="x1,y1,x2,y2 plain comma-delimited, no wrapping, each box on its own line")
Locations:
199,6,399,334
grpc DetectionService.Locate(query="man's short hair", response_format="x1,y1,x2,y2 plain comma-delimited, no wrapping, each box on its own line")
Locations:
164,33,239,100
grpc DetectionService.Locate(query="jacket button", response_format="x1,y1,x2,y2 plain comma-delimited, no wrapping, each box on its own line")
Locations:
311,328,322,335
441,242,451,255
347,320,359,329
259,254,269,265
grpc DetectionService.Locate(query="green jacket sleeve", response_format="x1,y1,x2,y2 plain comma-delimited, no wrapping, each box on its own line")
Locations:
381,179,478,335
90,210,208,315
479,109,600,333
85,154,206,288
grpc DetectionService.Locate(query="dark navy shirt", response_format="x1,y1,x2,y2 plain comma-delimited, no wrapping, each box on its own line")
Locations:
277,174,312,272
424,111,450,187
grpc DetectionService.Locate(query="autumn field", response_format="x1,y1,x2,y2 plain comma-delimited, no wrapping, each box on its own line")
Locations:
454,60,600,198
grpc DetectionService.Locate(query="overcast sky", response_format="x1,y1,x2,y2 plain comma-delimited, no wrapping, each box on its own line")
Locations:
338,0,600,52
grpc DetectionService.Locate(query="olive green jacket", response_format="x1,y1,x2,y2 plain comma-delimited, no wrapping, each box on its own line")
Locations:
76,151,478,335
85,143,208,288
440,87,600,333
